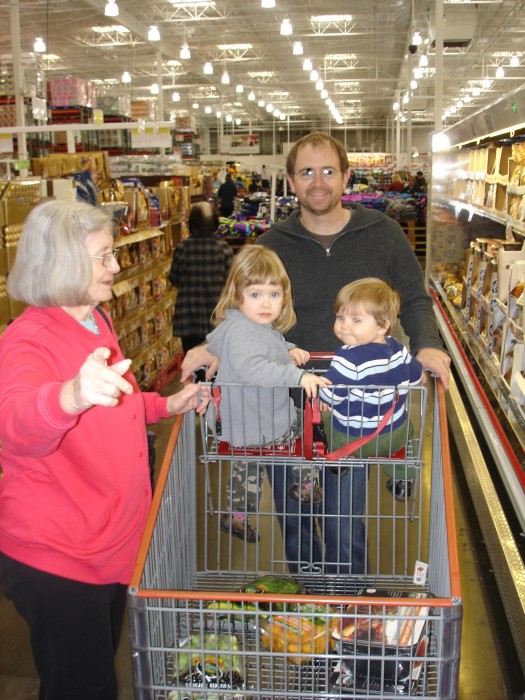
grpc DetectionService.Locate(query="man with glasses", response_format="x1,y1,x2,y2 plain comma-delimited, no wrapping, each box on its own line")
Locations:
255,131,450,575
182,131,449,575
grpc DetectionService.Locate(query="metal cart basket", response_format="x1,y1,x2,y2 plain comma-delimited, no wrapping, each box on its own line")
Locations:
128,378,461,699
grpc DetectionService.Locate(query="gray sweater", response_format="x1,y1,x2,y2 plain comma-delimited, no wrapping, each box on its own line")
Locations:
258,205,442,355
206,309,303,446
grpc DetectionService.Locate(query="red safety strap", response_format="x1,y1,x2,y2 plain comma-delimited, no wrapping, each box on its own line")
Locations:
324,391,400,461
303,398,314,460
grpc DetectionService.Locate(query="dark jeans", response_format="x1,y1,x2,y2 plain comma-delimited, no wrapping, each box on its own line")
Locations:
0,553,127,700
266,463,368,575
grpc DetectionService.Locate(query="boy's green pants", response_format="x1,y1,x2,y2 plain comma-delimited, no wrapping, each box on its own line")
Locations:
322,414,416,481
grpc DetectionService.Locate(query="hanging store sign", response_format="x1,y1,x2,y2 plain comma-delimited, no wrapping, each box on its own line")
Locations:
131,127,171,149
220,134,260,154
0,133,14,153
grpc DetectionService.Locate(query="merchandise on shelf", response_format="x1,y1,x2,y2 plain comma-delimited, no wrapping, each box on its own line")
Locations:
48,77,96,108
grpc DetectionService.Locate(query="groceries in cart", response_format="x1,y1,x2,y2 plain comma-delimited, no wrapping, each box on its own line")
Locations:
169,633,245,699
260,605,338,665
330,588,432,695
207,574,305,618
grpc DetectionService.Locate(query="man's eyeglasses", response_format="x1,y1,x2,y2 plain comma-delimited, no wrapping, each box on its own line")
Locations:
90,249,119,267
294,167,340,181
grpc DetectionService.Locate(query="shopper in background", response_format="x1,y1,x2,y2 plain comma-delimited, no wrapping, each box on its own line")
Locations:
207,246,330,542
0,200,210,700
412,170,428,193
169,201,233,356
182,131,449,575
385,173,405,193
403,175,416,194
216,172,238,217
319,278,423,505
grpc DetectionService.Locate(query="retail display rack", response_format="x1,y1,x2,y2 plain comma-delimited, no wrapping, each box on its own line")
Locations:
429,83,525,676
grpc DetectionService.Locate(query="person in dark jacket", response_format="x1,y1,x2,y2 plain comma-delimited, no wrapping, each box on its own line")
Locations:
168,201,233,355
181,132,450,575
217,173,238,217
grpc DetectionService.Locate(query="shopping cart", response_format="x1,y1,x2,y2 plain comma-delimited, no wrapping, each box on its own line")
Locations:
128,377,462,699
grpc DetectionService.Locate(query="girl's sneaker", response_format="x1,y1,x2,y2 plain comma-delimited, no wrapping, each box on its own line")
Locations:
220,513,259,542
289,481,323,504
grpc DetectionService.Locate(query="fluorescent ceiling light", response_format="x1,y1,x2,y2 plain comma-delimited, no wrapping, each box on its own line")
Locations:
293,42,303,56
180,43,191,59
495,66,504,78
148,26,160,41
280,19,293,36
169,0,215,6
172,92,180,101
258,99,265,107
303,58,312,71
150,83,159,94
225,114,232,122
248,91,256,101
33,37,46,53
217,44,252,50
510,55,520,67
235,84,244,93
92,25,129,33
205,105,212,113
104,0,119,17
419,54,428,67
236,118,241,125
261,0,275,7
311,15,352,22
411,31,422,46
121,71,131,83
248,71,275,79
221,70,230,85
203,61,213,74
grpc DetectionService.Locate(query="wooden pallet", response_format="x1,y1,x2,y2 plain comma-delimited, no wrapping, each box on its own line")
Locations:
403,221,427,263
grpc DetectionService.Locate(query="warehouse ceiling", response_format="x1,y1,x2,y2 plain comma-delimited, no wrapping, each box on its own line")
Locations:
1,0,525,135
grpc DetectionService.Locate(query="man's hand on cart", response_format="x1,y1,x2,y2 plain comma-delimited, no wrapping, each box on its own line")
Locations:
181,343,219,382
300,371,331,398
415,347,451,390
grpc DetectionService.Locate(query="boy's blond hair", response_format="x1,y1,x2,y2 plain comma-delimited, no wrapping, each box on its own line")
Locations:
212,245,296,333
335,277,400,332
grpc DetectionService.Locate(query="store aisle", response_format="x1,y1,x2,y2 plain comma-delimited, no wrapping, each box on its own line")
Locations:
0,375,517,699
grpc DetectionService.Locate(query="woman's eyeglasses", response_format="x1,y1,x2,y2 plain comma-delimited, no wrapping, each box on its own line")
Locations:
90,249,120,267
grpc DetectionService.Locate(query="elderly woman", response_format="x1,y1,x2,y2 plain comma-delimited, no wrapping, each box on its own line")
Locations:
0,200,209,700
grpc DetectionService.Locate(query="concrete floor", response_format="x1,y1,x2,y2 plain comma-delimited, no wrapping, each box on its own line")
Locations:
0,376,520,700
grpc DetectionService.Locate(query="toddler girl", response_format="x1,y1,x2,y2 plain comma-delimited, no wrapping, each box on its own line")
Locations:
207,246,330,541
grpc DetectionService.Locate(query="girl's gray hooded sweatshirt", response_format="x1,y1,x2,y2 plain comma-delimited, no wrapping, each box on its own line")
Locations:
206,309,304,446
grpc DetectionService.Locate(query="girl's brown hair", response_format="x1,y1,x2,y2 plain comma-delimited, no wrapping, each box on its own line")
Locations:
335,277,400,331
212,245,296,333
